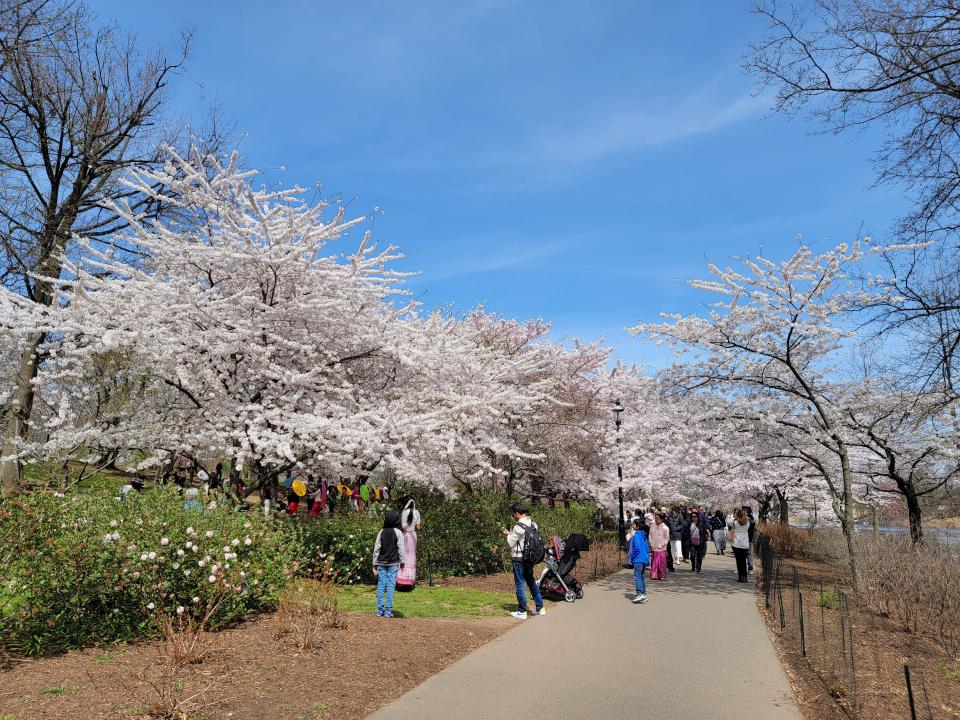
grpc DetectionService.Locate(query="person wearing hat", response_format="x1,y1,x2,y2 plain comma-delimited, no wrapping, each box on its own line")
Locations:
372,510,406,618
503,503,544,620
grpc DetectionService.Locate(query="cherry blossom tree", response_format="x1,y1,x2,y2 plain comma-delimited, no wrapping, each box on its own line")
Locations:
11,148,409,490
844,381,960,544
632,243,872,590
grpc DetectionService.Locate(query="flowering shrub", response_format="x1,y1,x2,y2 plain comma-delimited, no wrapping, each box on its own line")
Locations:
294,517,379,584
0,490,295,654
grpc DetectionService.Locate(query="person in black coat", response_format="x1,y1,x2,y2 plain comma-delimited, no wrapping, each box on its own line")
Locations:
712,509,727,555
680,506,692,562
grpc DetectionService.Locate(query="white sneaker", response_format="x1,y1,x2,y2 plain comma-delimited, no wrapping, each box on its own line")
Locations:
632,594,647,604
536,608,546,616
510,610,528,620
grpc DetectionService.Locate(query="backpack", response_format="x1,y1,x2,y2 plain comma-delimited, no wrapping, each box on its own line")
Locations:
520,521,545,564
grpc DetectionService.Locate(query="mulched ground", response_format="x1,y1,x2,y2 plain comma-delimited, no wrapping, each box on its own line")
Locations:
0,612,512,720
758,556,960,720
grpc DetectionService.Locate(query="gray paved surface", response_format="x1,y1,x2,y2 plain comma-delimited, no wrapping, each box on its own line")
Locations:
368,552,800,720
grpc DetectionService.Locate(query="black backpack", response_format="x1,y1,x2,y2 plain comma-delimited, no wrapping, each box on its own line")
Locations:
520,522,545,564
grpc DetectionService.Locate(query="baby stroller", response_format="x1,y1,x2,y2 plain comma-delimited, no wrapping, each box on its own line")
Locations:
537,533,589,602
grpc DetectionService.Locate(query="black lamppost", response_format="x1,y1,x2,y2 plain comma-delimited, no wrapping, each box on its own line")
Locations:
613,399,626,551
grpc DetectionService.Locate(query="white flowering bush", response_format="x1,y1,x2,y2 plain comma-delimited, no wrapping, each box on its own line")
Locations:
0,489,296,654
294,517,379,584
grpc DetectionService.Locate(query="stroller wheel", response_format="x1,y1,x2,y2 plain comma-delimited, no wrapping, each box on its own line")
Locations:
564,590,576,603
575,589,583,599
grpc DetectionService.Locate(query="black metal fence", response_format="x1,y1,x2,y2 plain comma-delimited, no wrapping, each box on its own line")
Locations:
756,535,939,720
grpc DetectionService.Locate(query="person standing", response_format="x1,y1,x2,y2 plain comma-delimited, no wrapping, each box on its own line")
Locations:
712,509,727,555
372,510,406,618
744,506,757,574
730,508,751,583
359,480,371,515
504,503,545,620
648,512,670,580
628,517,650,603
306,475,321,517
350,483,360,514
680,505,692,562
667,506,684,565
397,498,421,590
197,465,211,495
688,511,707,573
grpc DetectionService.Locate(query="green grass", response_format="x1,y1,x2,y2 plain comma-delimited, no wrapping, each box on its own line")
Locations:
21,461,127,494
940,664,960,682
817,589,841,609
94,648,127,664
335,584,514,618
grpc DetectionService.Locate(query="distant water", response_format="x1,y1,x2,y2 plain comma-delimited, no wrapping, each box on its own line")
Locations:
853,524,960,545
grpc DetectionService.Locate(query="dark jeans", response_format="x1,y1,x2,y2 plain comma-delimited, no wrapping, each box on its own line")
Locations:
681,539,690,560
512,559,543,613
690,542,707,572
666,542,675,571
732,547,748,581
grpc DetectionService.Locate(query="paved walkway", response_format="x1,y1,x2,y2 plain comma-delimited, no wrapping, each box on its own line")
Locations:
369,552,800,720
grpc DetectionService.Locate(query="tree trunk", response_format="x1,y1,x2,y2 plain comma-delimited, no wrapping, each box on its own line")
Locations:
838,450,863,594
776,488,789,524
905,489,924,546
1,332,44,493
757,492,773,523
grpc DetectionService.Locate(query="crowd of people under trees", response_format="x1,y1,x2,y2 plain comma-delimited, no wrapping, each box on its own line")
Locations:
623,504,758,604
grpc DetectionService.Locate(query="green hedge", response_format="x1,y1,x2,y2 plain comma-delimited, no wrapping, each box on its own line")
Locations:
0,490,294,655
293,515,380,584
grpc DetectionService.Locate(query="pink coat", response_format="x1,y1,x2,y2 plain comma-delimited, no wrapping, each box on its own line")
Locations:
648,521,670,551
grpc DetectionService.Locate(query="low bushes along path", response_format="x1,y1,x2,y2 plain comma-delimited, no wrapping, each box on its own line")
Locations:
369,552,799,720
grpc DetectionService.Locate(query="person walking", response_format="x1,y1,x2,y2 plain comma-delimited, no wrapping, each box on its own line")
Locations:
712,509,727,554
667,506,684,565
628,517,650,603
688,511,707,573
372,510,406,617
397,498,421,590
680,505,692,562
648,512,670,580
504,503,545,619
730,508,751,583
744,506,757,574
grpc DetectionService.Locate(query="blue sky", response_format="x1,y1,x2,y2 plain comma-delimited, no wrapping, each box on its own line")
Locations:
93,0,909,365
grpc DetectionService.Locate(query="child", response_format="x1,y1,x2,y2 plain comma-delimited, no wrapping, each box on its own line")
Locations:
628,517,650,603
372,510,406,618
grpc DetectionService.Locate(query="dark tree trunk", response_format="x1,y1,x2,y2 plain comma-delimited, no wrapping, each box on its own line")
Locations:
757,492,774,523
775,487,789,524
905,488,924,546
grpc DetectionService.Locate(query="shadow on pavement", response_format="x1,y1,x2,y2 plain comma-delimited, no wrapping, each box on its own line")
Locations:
588,562,758,599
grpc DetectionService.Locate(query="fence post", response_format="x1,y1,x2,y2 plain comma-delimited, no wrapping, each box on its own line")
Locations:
799,589,806,657
763,537,773,608
845,593,858,719
904,665,918,720
776,563,785,630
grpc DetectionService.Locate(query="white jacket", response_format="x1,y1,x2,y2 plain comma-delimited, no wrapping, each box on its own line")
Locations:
507,516,537,560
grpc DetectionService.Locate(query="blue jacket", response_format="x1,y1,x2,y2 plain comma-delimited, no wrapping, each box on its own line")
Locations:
628,529,651,566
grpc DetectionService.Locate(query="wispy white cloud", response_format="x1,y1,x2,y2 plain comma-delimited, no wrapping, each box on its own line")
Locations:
408,235,584,281
512,90,770,171
367,86,771,184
